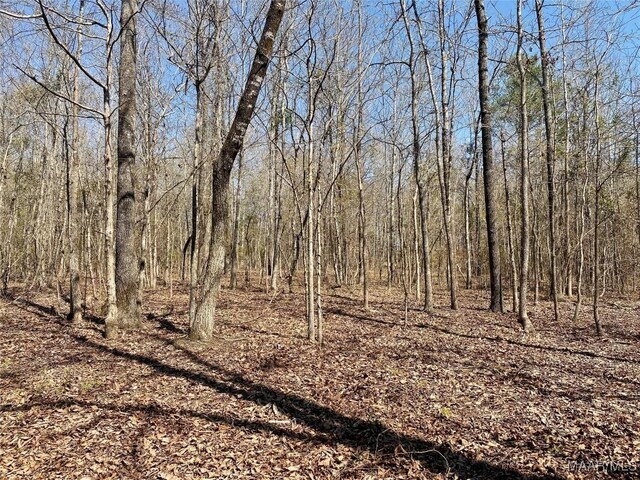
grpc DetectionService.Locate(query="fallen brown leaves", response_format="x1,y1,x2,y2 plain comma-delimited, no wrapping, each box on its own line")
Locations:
0,285,638,479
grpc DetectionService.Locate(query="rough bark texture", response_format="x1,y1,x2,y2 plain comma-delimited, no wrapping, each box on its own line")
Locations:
114,0,141,333
474,0,502,313
190,0,286,342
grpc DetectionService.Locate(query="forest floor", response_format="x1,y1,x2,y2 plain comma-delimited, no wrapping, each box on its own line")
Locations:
0,283,639,480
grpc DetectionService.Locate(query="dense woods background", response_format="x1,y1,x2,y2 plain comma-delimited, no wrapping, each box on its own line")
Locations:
1,1,640,479
2,0,640,338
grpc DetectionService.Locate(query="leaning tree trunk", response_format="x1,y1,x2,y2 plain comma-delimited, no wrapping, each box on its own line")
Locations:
190,0,286,342
474,0,502,312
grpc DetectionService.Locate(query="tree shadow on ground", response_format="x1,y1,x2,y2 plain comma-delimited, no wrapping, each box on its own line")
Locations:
417,323,640,365
41,329,558,480
324,303,639,366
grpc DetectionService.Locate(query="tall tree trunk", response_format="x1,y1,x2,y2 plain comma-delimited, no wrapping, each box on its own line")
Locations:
190,0,285,342
437,0,458,310
463,123,478,290
305,84,316,341
516,0,532,331
560,2,572,297
500,131,518,314
474,0,503,312
355,0,368,309
111,0,140,336
535,0,559,322
103,72,117,334
229,152,242,289
68,0,85,324
402,0,433,312
188,85,206,327
592,70,604,336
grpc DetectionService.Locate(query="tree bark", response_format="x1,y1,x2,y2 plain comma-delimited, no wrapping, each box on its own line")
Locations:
535,0,559,322
68,0,85,324
190,0,286,342
516,0,532,331
474,0,503,312
112,0,141,335
500,131,518,314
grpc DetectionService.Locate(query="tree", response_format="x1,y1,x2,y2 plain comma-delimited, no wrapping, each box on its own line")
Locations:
67,0,86,324
400,0,435,312
516,0,532,332
189,0,286,342
109,0,141,337
474,0,502,312
535,0,559,322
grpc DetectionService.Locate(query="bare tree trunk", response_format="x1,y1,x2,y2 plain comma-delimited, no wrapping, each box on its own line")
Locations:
387,139,395,288
397,162,409,323
437,0,458,310
112,0,141,335
401,0,433,312
634,107,640,296
68,0,85,324
463,123,478,290
516,0,532,331
474,0,503,312
355,153,368,309
103,65,117,334
190,0,285,342
500,131,518,314
592,70,604,336
535,0,559,322
413,187,421,301
229,152,242,289
560,3,572,298
270,78,284,292
305,89,315,341
188,85,206,327
355,2,368,308
315,198,323,344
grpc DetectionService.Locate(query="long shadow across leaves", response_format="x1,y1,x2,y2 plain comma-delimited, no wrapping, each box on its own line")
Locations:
58,329,558,480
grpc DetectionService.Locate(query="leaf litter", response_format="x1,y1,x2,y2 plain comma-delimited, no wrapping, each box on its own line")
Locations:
0,286,638,479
